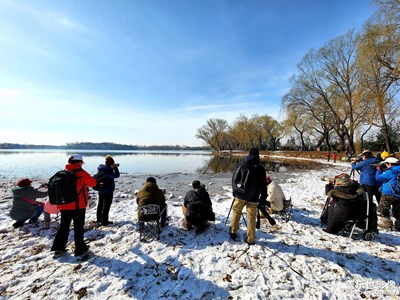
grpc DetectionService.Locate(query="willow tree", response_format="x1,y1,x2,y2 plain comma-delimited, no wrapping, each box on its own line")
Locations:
356,0,400,152
195,118,228,152
282,104,315,150
230,115,255,150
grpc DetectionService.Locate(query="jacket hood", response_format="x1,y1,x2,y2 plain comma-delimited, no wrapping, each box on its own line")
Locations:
98,164,111,172
390,165,400,174
244,154,260,165
12,186,34,197
328,184,364,200
65,163,82,172
143,182,159,192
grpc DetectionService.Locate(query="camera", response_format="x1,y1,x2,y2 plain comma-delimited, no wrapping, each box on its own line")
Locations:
114,163,120,168
351,156,362,163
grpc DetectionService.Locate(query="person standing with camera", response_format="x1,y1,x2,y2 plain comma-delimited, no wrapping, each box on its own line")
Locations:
375,157,400,231
96,155,120,226
351,150,382,205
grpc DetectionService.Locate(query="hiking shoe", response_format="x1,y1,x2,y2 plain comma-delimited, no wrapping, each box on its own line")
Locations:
230,232,237,240
12,221,24,228
75,246,90,257
184,223,193,230
101,221,114,226
53,250,67,258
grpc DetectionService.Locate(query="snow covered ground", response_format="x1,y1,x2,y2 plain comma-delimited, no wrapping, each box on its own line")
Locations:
0,157,399,299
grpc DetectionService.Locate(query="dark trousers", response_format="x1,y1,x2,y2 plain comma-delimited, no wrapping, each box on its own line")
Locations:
51,208,88,255
363,184,381,204
97,193,113,223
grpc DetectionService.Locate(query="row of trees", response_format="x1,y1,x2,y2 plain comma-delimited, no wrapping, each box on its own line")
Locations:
196,0,400,153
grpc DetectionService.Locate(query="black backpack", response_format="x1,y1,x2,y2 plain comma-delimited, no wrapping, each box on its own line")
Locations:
186,191,208,225
232,162,253,194
48,170,80,205
92,171,111,191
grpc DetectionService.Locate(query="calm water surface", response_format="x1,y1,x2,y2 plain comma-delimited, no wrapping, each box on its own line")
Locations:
0,149,315,181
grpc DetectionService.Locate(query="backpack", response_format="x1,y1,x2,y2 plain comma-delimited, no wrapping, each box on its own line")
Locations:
48,170,80,205
232,162,253,194
186,191,208,225
389,172,400,197
92,171,111,191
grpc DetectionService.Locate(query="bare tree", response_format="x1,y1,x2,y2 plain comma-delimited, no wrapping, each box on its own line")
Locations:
195,118,228,152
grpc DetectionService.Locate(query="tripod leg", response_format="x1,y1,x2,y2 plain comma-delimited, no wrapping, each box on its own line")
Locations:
256,209,260,229
241,212,247,226
224,198,235,225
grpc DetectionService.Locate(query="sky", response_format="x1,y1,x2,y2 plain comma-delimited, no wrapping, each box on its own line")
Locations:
0,0,376,146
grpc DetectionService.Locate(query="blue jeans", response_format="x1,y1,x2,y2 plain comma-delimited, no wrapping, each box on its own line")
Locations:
29,205,44,223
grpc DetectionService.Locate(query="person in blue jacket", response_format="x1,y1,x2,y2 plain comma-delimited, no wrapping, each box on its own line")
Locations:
351,150,381,204
375,156,400,231
96,155,120,226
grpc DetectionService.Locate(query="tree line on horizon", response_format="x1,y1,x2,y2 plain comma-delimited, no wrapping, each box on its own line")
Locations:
196,0,400,154
0,142,210,151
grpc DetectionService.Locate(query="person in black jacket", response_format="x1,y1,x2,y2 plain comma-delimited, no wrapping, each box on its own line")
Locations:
182,180,214,233
323,173,378,234
96,155,120,226
230,148,267,245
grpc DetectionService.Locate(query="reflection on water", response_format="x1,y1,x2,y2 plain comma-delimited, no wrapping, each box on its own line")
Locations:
197,156,320,174
0,150,319,180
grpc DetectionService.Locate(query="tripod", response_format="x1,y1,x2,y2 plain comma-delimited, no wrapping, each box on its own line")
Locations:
349,168,360,180
224,198,247,226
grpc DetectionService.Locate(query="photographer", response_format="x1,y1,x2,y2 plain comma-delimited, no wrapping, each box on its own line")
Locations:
375,157,400,231
351,150,382,205
96,155,120,226
10,178,48,228
182,180,214,233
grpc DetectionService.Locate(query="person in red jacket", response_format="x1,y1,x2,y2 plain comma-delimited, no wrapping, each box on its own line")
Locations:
51,154,97,257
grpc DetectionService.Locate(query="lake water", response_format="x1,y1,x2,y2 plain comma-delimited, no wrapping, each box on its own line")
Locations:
0,150,216,180
0,149,314,181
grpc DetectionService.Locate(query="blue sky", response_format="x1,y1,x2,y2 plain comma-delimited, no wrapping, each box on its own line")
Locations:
0,0,375,146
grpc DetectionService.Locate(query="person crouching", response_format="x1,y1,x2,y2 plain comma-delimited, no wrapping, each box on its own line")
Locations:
182,180,215,233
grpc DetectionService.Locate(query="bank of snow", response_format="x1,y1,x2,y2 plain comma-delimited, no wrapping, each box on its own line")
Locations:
0,159,399,299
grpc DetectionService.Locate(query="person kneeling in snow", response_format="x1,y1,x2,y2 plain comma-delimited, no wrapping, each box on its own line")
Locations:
10,178,48,228
182,180,215,233
322,173,377,234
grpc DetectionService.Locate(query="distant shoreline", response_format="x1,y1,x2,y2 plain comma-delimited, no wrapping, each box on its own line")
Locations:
0,142,209,151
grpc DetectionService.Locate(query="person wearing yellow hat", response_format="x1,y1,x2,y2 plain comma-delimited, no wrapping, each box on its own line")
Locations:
381,150,390,160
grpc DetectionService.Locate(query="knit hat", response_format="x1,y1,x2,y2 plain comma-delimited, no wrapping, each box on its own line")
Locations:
334,173,353,186
192,180,201,189
105,155,115,167
249,148,259,156
17,178,32,187
146,177,157,184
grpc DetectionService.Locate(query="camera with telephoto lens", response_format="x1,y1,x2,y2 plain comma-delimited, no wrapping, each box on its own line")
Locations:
350,155,362,163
